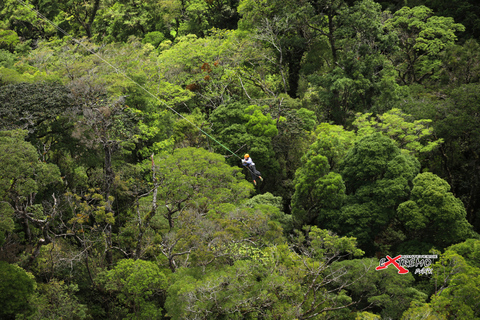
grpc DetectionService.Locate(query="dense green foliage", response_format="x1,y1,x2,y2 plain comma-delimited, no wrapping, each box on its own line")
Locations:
1,0,480,318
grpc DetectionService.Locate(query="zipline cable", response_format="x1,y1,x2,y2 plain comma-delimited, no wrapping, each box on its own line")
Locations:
15,0,247,163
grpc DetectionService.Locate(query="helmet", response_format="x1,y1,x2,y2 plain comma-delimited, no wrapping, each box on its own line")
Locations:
244,154,249,158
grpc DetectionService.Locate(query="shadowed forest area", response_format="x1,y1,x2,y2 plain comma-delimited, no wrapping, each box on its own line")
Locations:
1,0,480,319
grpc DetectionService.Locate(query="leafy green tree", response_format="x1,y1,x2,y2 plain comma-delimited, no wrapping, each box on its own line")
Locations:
0,48,16,68
0,261,35,319
331,0,399,121
328,258,427,319
21,279,88,320
322,133,420,254
243,192,292,233
238,0,310,98
0,29,19,52
424,0,480,41
397,172,475,250
385,5,465,85
439,39,480,87
269,104,317,208
291,123,355,227
158,0,240,38
55,0,102,38
97,259,167,319
0,0,48,42
166,226,363,319
156,31,268,114
152,147,252,229
353,108,443,155
92,0,169,43
424,84,480,230
0,130,61,248
403,240,480,319
125,147,254,269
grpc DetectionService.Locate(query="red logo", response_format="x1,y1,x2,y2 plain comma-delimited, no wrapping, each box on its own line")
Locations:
375,255,409,274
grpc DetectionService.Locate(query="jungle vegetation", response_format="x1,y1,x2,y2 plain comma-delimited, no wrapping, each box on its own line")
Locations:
1,0,480,318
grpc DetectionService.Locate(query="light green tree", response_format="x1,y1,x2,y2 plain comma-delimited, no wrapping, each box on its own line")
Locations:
21,279,88,320
385,5,465,85
0,130,61,251
353,108,444,155
291,123,355,227
165,226,364,319
97,259,167,319
402,240,480,319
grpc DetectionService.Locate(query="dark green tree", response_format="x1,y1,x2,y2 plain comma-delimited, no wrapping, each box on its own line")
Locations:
328,258,427,319
0,82,73,132
291,123,355,227
323,133,420,254
397,172,475,250
0,261,35,319
385,5,465,85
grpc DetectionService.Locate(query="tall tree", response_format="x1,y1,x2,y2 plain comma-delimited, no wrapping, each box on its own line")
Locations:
397,172,475,250
165,226,364,319
323,133,420,254
0,130,62,266
291,123,355,227
385,5,465,85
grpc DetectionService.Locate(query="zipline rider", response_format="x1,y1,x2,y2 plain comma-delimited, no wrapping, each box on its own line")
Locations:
241,154,263,186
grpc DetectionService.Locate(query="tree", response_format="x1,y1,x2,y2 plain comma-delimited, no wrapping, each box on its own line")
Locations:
238,0,311,98
152,147,252,229
291,123,355,227
426,84,480,230
0,82,73,132
353,108,443,155
23,279,88,320
323,133,420,254
0,29,19,52
0,0,47,41
299,0,400,125
385,6,465,85
328,258,427,319
209,102,280,189
439,39,480,87
92,0,169,43
97,259,167,319
0,130,62,262
0,261,35,319
424,0,480,41
156,31,267,114
126,147,254,269
397,172,475,250
56,0,102,38
165,226,364,319
403,240,480,319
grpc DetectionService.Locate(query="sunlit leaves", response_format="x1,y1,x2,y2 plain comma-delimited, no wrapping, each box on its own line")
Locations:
354,108,444,155
385,5,465,85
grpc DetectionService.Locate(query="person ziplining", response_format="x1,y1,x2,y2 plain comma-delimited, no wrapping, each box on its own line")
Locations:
241,154,263,185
